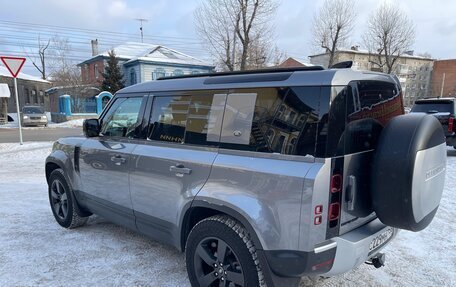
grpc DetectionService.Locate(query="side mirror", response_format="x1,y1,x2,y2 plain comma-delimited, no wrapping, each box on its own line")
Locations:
83,118,100,137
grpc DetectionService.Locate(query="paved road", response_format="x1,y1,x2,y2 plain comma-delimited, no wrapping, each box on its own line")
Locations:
0,127,82,143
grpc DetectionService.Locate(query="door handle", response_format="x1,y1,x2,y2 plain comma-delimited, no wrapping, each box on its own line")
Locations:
169,164,192,175
111,155,126,166
346,175,357,211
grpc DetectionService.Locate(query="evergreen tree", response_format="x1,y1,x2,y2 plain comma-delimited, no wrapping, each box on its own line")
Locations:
101,50,125,93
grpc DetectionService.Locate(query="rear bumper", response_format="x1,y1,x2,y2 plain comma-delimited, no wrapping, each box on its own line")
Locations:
324,218,397,276
261,218,397,278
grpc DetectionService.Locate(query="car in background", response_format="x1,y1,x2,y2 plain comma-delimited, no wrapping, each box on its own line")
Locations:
411,98,456,147
21,106,48,127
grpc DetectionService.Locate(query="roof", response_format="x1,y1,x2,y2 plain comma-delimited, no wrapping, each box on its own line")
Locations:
117,67,397,95
277,57,313,68
309,48,434,61
80,42,214,68
0,66,50,83
415,97,455,102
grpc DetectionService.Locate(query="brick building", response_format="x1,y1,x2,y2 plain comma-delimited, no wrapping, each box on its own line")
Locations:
430,59,456,97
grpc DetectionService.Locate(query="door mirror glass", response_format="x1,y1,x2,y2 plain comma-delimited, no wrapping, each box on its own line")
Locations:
83,118,100,137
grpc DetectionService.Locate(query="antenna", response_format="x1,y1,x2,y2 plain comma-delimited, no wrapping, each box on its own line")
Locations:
135,18,148,43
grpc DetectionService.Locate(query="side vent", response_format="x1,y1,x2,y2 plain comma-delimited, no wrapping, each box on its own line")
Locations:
74,145,81,173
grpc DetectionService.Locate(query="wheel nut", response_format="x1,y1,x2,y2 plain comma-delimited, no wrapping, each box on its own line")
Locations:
221,277,224,281
215,272,218,276
214,263,218,268
224,271,227,275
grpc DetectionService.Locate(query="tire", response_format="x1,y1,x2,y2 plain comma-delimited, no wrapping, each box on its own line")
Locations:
185,215,265,287
371,114,446,231
48,169,89,229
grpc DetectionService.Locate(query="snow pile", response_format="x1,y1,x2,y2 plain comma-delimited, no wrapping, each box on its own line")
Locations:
0,143,454,286
48,119,84,128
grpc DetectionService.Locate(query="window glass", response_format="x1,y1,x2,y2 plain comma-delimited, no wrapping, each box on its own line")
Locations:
185,93,226,146
130,69,137,85
324,81,403,157
173,69,184,76
148,96,190,143
154,68,166,80
219,87,322,156
100,97,143,138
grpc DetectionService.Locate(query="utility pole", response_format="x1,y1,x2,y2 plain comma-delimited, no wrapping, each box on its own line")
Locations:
440,73,446,98
135,18,148,43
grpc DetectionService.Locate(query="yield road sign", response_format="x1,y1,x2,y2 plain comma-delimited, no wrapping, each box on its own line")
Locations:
0,56,26,78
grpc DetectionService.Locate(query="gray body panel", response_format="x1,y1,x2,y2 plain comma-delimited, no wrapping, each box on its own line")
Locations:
198,148,315,251
79,138,136,212
129,141,218,247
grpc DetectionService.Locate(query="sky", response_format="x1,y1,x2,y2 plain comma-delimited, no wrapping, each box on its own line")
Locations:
0,0,455,77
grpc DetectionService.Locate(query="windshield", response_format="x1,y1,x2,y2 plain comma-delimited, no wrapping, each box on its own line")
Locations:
22,107,44,114
411,102,453,113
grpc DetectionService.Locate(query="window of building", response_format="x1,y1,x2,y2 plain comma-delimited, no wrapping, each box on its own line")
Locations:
191,70,200,75
153,68,166,80
100,97,144,138
173,69,184,76
94,64,99,79
130,69,137,85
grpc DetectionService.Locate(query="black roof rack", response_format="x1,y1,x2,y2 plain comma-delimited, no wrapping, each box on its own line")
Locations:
157,66,325,81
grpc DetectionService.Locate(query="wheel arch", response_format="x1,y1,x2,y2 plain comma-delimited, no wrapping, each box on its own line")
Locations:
180,200,264,253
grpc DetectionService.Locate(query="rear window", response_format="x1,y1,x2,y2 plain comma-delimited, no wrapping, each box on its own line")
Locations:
411,102,454,113
324,80,403,157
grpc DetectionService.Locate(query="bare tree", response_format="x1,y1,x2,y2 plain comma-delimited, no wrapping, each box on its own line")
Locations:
24,35,50,80
363,3,415,74
312,0,356,68
48,36,82,87
195,0,278,71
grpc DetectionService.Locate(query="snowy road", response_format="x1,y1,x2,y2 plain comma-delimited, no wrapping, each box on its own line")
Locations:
0,142,455,286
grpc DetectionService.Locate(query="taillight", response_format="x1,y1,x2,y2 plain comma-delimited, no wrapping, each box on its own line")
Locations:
449,117,454,133
330,174,342,193
328,172,342,229
328,203,340,221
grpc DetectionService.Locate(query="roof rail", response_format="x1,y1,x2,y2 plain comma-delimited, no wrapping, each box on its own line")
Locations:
157,66,325,81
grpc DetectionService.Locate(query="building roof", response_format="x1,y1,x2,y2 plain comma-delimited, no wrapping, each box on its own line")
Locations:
0,66,50,83
309,48,434,61
277,57,314,68
81,42,214,68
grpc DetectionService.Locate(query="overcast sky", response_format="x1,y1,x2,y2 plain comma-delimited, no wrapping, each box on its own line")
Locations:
1,0,455,76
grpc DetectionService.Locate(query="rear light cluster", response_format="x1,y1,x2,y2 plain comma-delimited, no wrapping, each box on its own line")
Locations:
449,117,454,133
328,173,342,228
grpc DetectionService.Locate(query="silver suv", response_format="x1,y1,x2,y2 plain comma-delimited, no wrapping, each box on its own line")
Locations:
45,67,446,287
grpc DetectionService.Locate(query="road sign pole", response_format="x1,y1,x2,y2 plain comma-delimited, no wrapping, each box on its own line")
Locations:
13,77,23,145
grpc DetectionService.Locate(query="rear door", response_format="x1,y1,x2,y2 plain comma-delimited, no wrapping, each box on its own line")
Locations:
325,80,404,235
79,95,147,226
129,91,226,246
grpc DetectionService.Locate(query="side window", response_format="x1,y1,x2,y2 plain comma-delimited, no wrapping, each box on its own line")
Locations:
219,87,321,156
185,93,226,146
100,97,144,138
148,96,190,143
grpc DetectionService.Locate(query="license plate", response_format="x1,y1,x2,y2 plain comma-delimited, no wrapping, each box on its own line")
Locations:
369,228,394,253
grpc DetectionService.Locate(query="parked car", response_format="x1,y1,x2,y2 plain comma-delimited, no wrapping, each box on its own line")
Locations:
45,67,446,287
21,106,48,127
411,97,456,147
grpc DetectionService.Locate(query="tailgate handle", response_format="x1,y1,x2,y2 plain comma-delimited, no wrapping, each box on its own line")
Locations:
346,175,357,211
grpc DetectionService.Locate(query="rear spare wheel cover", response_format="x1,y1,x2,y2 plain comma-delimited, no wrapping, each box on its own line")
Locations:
371,114,446,231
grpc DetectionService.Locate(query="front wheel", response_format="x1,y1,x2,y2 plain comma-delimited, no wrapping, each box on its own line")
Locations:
48,169,89,228
185,215,264,287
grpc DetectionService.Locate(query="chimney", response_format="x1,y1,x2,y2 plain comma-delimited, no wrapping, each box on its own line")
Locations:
91,39,99,56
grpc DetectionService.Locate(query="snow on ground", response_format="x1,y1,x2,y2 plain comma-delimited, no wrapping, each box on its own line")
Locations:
0,143,454,286
0,118,84,129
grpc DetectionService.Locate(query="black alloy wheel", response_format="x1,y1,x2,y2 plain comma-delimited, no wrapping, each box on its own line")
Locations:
185,215,263,287
50,179,69,220
194,237,244,287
